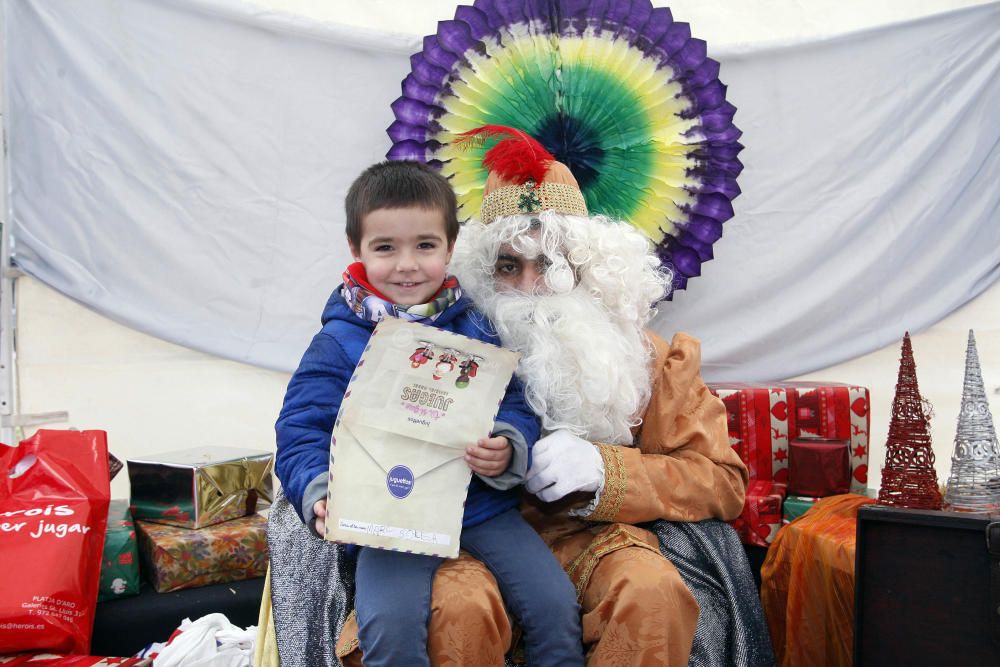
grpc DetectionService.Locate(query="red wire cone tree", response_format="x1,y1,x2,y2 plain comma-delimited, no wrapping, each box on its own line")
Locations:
877,332,943,509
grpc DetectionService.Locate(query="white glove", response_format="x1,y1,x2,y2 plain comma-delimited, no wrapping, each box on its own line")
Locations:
525,429,604,503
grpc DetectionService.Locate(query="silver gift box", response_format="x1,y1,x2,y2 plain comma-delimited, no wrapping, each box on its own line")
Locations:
128,446,274,529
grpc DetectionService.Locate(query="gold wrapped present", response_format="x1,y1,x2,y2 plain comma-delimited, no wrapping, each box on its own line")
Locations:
128,446,273,529
136,513,268,592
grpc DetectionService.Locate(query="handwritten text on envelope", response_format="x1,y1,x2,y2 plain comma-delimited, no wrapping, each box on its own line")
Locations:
325,317,519,558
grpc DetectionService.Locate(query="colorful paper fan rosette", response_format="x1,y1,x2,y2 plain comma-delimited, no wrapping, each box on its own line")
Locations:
387,0,743,295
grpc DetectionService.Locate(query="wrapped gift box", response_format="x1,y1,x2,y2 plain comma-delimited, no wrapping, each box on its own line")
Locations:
128,446,273,529
730,480,787,547
97,499,141,602
136,513,268,593
788,383,870,494
782,494,822,525
788,438,851,497
108,452,124,481
708,383,870,494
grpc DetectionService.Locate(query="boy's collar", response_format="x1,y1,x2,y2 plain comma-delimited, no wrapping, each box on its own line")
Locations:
341,263,463,325
344,262,390,301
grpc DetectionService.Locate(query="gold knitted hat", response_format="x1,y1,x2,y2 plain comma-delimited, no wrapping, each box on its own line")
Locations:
455,125,588,225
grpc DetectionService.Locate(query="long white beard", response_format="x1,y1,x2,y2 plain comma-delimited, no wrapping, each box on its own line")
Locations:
477,286,654,444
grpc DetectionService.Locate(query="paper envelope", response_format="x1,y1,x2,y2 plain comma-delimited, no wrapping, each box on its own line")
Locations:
325,317,520,558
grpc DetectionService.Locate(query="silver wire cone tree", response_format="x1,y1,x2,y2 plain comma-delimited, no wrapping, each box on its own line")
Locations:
943,330,1000,511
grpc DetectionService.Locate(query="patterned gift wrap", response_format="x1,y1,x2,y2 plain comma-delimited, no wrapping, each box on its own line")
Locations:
97,499,141,602
730,480,787,547
708,383,796,485
136,513,268,593
128,446,273,529
708,383,870,494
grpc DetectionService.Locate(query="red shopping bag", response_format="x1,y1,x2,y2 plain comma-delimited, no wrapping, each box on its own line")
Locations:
0,430,111,654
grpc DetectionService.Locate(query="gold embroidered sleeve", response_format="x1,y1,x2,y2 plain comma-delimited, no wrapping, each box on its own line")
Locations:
586,443,627,522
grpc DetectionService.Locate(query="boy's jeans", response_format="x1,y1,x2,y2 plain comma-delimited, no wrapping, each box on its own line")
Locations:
355,507,585,666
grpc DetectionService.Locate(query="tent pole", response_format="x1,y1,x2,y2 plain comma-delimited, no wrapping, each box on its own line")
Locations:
0,208,15,448
0,0,15,447
0,2,70,446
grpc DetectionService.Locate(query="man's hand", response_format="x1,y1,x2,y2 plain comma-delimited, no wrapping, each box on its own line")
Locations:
313,499,327,536
525,430,604,502
466,435,512,477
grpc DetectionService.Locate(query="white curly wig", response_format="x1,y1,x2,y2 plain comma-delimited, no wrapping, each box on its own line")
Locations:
451,210,670,444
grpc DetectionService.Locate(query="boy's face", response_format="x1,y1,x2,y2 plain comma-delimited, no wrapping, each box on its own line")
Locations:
350,207,453,306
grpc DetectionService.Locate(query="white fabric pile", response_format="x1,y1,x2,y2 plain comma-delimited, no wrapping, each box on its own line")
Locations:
153,613,257,667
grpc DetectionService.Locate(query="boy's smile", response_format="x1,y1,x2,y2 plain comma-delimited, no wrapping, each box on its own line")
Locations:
350,207,454,306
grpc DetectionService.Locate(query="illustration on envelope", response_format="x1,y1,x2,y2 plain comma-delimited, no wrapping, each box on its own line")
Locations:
325,317,519,558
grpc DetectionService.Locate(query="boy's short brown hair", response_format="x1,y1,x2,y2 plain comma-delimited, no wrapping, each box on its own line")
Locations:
345,161,459,248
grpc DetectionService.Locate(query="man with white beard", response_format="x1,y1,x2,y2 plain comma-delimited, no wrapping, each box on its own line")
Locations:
432,201,748,666
454,211,667,452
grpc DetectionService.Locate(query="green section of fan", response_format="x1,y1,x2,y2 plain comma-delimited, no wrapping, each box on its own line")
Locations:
439,58,663,223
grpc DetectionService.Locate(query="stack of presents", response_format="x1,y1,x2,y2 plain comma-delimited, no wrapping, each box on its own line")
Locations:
101,446,273,600
708,382,871,548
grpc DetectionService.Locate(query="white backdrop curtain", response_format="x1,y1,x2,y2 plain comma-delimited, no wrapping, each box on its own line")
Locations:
5,0,999,380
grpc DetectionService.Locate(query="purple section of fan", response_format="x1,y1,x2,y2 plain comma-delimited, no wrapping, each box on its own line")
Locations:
387,0,744,296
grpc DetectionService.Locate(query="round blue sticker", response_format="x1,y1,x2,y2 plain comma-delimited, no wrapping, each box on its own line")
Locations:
386,465,414,499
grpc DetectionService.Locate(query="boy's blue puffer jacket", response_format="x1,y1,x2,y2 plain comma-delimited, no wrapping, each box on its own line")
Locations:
275,286,539,533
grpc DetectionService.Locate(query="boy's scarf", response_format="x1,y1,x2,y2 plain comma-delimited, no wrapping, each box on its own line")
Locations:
341,262,462,324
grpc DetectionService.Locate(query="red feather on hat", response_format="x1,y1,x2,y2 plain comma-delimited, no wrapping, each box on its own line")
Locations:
454,125,554,185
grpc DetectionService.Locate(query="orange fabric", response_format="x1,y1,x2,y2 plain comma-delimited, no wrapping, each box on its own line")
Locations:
581,545,698,665
589,333,749,524
426,553,514,666
337,615,360,664
338,331,745,666
760,493,875,667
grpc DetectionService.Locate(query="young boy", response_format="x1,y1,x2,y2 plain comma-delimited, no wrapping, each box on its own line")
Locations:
274,161,585,666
